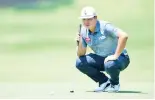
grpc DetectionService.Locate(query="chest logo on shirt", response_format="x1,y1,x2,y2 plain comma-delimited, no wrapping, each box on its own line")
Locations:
99,35,106,40
85,37,91,42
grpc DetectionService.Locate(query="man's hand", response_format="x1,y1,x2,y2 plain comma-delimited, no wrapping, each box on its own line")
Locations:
75,33,87,56
104,55,118,63
75,33,81,46
76,24,82,46
75,33,81,41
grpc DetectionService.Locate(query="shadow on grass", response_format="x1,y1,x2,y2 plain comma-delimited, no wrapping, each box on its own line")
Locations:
86,90,147,94
117,91,146,94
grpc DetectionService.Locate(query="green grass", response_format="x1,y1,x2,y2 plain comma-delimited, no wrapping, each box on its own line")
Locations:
0,0,154,99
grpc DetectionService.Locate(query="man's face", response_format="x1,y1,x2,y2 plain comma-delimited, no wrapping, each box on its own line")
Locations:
82,17,97,29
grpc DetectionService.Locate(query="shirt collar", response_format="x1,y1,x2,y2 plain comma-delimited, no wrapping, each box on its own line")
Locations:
88,20,100,35
95,20,100,32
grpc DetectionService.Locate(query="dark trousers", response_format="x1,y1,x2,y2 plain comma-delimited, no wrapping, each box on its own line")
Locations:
75,53,130,85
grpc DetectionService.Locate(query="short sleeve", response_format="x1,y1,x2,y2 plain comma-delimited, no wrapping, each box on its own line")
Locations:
104,23,123,38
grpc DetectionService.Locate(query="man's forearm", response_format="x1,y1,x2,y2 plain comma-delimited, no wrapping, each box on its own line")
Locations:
77,41,86,57
114,34,128,58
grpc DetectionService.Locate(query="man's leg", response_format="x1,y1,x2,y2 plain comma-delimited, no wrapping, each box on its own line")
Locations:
104,54,130,85
75,53,108,85
104,54,130,92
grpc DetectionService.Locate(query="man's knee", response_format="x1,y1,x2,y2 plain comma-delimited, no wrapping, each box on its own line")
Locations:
76,55,95,68
76,56,86,69
104,61,120,72
75,56,97,76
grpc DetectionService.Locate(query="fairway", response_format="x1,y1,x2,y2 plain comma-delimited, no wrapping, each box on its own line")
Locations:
0,0,154,99
0,82,153,99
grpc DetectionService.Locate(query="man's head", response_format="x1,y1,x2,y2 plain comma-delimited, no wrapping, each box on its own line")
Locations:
79,6,97,29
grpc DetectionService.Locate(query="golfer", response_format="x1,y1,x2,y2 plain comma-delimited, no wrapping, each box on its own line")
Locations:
75,6,130,92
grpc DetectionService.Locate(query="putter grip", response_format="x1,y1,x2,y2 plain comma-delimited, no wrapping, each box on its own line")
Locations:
77,24,82,46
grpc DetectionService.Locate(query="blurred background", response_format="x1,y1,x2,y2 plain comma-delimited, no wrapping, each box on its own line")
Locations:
0,0,154,99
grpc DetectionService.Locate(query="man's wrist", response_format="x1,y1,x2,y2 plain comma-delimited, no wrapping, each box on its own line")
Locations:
114,53,119,59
